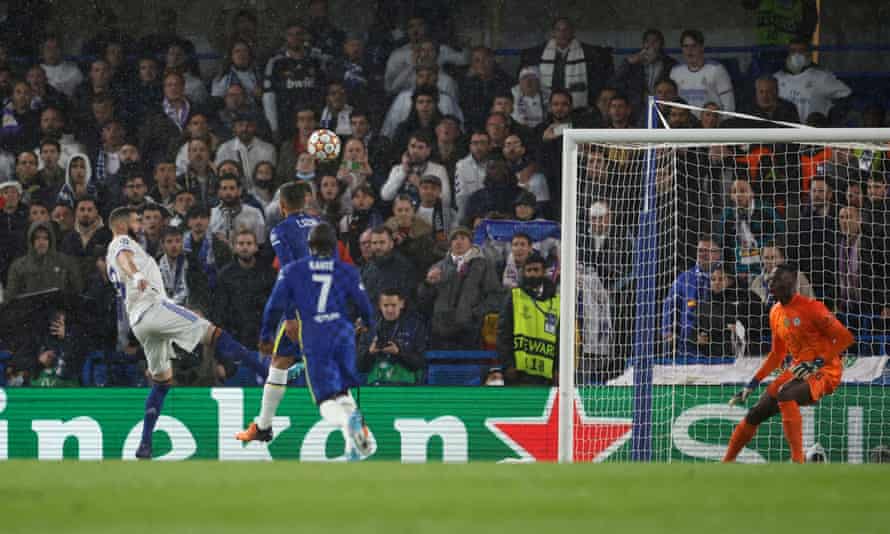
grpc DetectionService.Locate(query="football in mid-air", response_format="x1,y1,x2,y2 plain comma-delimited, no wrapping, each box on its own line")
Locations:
307,129,342,162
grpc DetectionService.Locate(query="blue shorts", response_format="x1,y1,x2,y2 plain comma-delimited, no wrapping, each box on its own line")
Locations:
272,315,304,358
303,327,361,405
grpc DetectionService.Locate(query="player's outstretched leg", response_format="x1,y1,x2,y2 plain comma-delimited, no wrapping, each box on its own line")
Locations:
723,392,778,463
235,359,293,442
137,376,171,459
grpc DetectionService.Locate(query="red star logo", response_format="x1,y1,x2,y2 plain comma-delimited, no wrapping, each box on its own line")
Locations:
485,389,633,462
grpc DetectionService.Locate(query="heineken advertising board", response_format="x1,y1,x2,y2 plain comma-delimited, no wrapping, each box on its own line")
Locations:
0,386,886,463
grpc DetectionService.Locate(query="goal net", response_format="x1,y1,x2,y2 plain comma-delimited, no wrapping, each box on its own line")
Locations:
558,118,890,463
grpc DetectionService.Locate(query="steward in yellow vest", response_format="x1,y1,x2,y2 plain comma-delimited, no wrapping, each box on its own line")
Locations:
495,251,559,385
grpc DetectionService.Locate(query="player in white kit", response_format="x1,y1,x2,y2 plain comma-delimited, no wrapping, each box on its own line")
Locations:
106,207,254,459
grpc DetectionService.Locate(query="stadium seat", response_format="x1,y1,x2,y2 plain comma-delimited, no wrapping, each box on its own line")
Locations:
0,350,10,386
425,351,498,386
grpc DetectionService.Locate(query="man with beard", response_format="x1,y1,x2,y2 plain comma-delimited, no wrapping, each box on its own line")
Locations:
209,174,266,247
34,106,86,169
59,196,112,287
360,225,418,306
338,184,383,264
382,130,450,211
214,112,276,193
494,251,558,385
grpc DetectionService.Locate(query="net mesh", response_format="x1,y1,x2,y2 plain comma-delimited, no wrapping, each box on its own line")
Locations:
570,127,890,463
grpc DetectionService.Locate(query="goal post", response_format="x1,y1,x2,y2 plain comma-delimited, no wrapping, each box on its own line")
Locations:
559,126,890,464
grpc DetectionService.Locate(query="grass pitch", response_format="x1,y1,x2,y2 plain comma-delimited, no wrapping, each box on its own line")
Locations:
0,462,887,534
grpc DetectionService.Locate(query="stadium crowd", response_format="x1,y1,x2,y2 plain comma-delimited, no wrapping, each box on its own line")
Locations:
0,1,887,388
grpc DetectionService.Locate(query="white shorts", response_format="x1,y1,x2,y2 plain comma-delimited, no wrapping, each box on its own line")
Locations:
131,300,211,376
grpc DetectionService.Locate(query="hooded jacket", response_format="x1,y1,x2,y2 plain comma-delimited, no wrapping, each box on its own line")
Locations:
55,153,95,209
5,221,82,300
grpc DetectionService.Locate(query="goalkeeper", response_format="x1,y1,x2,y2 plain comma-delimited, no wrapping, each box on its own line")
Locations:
723,264,854,463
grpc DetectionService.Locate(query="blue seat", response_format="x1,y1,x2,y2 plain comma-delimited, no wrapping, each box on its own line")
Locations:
424,351,498,386
0,350,11,386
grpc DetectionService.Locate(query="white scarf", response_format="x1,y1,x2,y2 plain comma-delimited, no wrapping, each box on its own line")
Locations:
539,39,588,108
159,254,189,305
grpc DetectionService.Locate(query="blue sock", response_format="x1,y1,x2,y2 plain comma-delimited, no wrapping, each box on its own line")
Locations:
141,383,170,445
215,330,268,378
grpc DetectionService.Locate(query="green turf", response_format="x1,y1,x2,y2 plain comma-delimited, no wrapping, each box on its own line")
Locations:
0,462,887,534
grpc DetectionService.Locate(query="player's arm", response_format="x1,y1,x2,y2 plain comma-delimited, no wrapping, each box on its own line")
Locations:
270,227,294,267
731,312,786,405
347,268,376,331
813,302,855,362
116,249,148,292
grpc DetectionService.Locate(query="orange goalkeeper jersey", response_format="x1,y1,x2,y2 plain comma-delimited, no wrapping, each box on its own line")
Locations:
754,294,855,383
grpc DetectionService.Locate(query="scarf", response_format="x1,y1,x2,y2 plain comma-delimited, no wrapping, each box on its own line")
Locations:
163,98,190,131
320,105,354,136
539,39,588,108
184,232,217,288
219,203,243,244
159,254,189,305
512,86,545,128
838,236,860,305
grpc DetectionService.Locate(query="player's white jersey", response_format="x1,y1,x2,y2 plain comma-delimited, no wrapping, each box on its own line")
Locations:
106,234,167,324
670,60,736,115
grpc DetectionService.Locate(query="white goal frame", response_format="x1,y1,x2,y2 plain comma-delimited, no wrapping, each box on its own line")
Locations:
558,127,890,463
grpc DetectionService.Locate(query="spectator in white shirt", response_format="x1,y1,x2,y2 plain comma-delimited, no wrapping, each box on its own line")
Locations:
454,131,491,223
381,65,464,139
382,130,451,210
214,111,277,193
384,16,467,96
209,174,266,246
319,80,353,137
39,35,83,98
774,37,851,123
670,29,735,114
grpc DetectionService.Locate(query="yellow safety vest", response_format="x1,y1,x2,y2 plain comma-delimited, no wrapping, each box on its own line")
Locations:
756,0,804,46
512,288,560,378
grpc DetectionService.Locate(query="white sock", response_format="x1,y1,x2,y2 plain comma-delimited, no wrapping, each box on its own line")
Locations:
256,367,288,430
320,399,352,454
337,392,357,418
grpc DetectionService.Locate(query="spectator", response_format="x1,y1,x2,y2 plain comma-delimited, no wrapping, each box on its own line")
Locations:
775,37,850,122
749,245,816,305
670,29,735,113
837,206,888,321
213,83,271,142
212,228,276,350
357,287,428,385
695,267,766,357
460,46,512,131
214,111,277,193
743,0,818,74
178,138,218,208
211,40,262,101
316,174,348,227
36,139,65,192
382,130,450,210
511,66,547,129
251,160,277,209
384,16,467,97
386,194,440,273
610,29,678,122
348,109,393,177
36,107,86,171
661,236,722,354
786,176,838,301
5,220,82,300
381,70,464,141
169,187,195,228
339,184,383,264
653,77,679,120
174,112,223,176
262,20,324,141
319,81,353,137
416,174,454,251
148,159,181,209
717,179,785,286
666,98,698,129
1,81,40,153
606,93,634,129
141,203,167,258
520,17,613,110
328,33,377,112
139,71,197,171
39,35,83,98
464,158,522,225
26,65,70,116
158,225,210,313
276,106,318,184
388,83,445,150
361,225,418,306
122,56,163,130
73,59,119,127
59,196,112,286
165,42,208,106
746,75,800,123
122,173,154,213
209,174,266,247
336,137,377,200
51,203,75,240
502,232,535,289
862,174,889,240
15,151,48,206
454,131,491,222
183,205,232,291
420,227,503,349
0,180,29,284
495,251,558,385
306,0,346,69
91,118,126,190
30,311,79,387
430,115,465,188
701,102,722,128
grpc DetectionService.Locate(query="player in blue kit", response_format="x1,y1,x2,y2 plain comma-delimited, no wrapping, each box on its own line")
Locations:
270,181,321,267
236,223,376,460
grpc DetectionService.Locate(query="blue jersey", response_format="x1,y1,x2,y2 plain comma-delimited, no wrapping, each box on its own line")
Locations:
260,254,374,343
270,213,320,267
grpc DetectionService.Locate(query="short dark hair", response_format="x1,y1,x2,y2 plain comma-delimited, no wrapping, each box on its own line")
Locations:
370,225,393,238
186,205,210,221
775,263,798,277
74,196,98,211
609,92,630,106
512,232,533,246
409,130,434,147
280,181,310,211
108,206,134,226
161,225,183,241
39,138,61,152
680,29,705,46
349,108,370,121
550,89,573,104
642,28,665,46
125,173,146,185
308,222,337,256
412,84,438,103
379,287,404,300
217,159,244,176
351,183,376,199
218,173,242,188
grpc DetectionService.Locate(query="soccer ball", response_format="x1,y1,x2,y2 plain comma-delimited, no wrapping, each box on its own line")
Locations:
307,129,342,162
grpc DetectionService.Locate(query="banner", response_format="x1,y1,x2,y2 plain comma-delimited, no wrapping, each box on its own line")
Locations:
0,386,887,463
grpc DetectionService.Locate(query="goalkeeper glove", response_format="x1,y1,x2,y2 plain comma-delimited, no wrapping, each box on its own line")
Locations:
792,357,824,380
729,379,759,406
